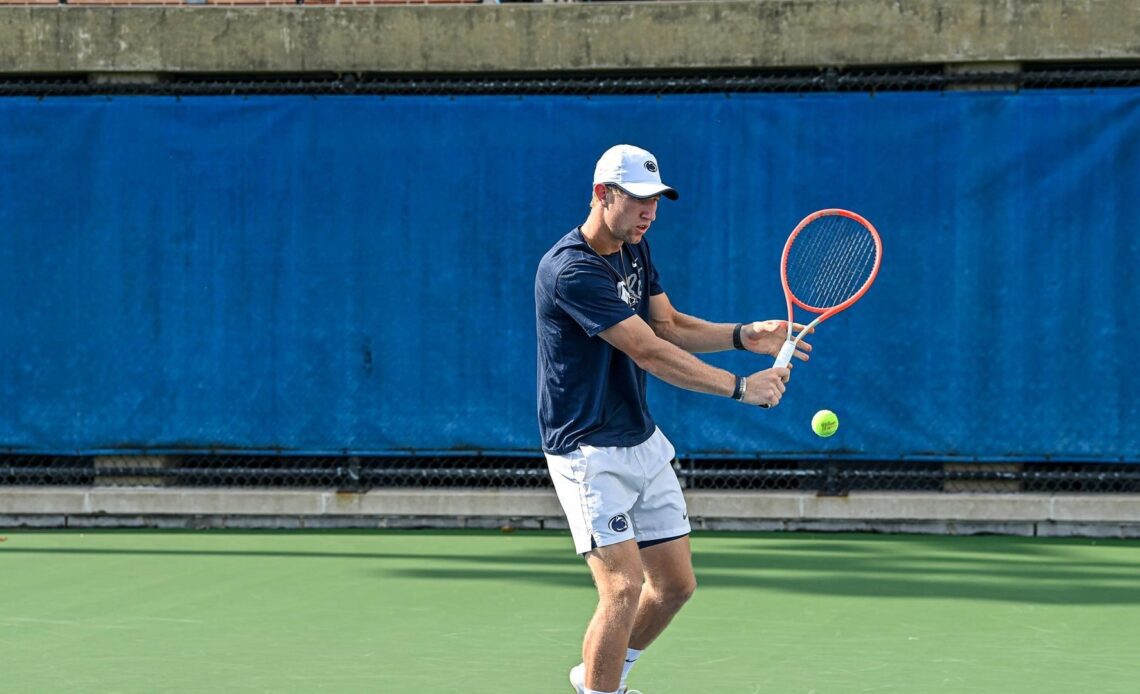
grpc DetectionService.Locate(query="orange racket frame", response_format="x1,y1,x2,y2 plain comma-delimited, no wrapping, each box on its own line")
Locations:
772,208,882,369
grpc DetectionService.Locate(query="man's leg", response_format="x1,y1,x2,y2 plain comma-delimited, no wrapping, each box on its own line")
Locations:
582,538,645,693
629,535,696,649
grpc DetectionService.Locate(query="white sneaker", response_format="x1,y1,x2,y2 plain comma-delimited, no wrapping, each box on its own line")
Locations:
568,663,642,694
569,664,586,693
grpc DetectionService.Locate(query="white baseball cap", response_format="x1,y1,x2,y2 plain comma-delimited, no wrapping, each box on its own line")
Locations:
592,144,679,200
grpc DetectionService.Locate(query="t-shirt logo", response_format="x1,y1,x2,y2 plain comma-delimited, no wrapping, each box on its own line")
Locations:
617,271,641,310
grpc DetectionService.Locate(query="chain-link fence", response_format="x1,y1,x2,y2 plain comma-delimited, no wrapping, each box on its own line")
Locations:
2,64,1140,97
3,454,1138,495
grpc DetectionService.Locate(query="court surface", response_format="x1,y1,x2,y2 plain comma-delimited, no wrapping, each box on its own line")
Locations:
2,529,1137,693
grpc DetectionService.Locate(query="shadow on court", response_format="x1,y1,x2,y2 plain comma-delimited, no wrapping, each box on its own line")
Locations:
4,531,1138,605
363,533,1140,605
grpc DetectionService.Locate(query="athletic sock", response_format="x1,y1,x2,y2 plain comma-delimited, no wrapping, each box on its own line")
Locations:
620,647,643,686
584,689,620,694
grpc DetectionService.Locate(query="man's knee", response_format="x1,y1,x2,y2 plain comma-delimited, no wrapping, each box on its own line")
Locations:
600,574,644,610
654,576,696,611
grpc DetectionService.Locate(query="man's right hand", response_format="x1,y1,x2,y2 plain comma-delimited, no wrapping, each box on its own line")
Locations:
744,366,791,407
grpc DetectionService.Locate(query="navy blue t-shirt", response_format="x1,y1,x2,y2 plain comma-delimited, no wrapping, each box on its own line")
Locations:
535,227,664,455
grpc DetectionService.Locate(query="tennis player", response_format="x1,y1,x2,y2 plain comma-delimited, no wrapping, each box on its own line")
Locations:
534,144,811,694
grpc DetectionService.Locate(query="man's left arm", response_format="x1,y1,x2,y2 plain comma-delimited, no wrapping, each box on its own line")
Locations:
647,292,813,361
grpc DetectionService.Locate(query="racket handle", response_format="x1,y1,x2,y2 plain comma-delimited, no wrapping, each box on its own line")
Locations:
758,340,797,409
773,340,796,369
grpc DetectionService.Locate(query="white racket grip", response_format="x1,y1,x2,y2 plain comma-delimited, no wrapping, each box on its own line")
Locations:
773,340,797,369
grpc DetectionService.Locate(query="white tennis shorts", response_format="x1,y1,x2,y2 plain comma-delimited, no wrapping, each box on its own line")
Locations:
545,427,691,555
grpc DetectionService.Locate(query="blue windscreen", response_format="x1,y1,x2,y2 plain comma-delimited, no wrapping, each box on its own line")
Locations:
1,90,1137,460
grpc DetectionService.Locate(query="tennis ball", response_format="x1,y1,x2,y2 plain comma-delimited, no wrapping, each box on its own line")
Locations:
812,409,839,437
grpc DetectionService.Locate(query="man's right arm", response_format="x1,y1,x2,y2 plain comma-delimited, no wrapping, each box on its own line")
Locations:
599,315,790,408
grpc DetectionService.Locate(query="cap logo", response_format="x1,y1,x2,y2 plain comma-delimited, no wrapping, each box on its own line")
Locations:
644,160,658,173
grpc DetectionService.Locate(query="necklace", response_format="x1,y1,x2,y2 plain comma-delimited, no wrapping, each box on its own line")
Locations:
579,226,626,282
578,227,641,311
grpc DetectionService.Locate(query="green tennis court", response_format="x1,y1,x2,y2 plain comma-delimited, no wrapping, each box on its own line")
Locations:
2,529,1137,693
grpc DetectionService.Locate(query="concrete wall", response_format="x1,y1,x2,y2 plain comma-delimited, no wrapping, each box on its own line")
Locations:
3,488,1138,537
1,0,1138,75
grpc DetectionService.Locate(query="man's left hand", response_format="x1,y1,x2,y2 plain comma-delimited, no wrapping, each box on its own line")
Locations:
741,320,813,362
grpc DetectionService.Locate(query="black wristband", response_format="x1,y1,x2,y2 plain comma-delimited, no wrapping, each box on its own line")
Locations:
732,323,746,350
731,375,747,402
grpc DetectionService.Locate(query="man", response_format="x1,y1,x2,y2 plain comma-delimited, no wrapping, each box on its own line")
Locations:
534,144,812,694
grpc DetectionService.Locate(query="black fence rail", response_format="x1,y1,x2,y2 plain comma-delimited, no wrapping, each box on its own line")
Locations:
2,454,1138,495
2,64,1140,97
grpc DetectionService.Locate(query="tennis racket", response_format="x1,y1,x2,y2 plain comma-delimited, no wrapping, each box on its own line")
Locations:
760,208,882,407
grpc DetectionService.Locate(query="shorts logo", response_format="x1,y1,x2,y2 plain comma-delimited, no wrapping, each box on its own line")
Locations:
608,514,630,533
644,160,658,173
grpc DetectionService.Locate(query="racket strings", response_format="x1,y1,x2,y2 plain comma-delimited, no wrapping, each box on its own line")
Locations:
798,230,875,307
802,226,875,307
786,216,878,310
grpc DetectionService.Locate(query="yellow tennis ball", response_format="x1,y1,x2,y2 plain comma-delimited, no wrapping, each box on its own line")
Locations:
812,409,839,437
